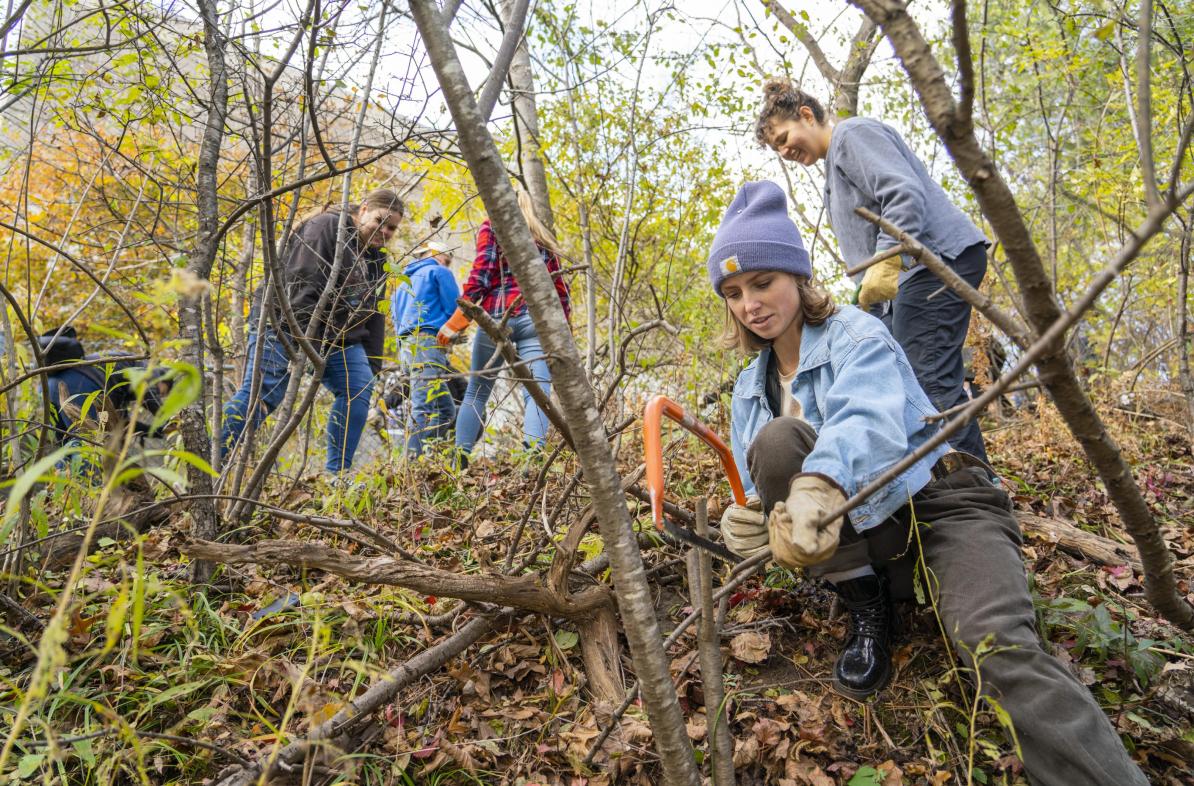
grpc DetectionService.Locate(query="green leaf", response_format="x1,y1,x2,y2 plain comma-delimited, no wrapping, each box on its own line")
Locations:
186,706,218,723
17,753,45,779
73,737,96,767
847,766,881,786
145,679,209,709
152,362,201,432
554,630,579,651
104,578,131,653
1,446,73,545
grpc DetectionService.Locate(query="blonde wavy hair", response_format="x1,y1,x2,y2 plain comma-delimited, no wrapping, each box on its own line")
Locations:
515,186,562,257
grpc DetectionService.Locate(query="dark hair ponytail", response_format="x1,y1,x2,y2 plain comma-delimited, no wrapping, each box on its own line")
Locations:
755,77,827,146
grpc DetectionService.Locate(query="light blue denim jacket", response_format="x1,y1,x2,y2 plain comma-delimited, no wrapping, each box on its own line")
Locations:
729,305,950,532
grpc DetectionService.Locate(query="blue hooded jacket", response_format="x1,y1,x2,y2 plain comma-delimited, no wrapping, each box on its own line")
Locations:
391,256,461,336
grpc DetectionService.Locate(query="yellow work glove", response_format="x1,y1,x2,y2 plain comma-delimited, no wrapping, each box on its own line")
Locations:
437,308,471,347
857,254,902,308
768,474,847,569
719,496,766,559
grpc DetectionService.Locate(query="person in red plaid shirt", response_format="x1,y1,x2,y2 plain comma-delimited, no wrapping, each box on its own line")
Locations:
437,188,570,461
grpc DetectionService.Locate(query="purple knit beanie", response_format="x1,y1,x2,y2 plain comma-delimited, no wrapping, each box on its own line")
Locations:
707,181,811,295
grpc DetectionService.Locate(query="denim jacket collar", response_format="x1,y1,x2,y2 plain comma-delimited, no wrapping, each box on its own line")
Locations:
744,319,834,400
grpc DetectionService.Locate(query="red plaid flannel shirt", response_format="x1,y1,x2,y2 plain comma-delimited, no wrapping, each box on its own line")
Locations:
462,220,571,321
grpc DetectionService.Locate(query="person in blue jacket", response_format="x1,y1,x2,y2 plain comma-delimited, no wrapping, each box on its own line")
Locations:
755,78,990,464
711,182,1145,786
391,240,461,456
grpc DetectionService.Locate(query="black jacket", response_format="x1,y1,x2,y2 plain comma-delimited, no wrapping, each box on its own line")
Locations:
269,211,388,371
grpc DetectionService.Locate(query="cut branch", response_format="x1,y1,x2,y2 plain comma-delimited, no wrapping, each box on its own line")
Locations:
182,539,612,618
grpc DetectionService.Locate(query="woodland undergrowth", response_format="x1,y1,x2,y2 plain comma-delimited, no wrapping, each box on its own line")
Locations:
2,387,1192,786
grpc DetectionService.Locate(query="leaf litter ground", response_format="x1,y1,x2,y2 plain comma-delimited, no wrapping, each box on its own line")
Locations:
3,395,1193,785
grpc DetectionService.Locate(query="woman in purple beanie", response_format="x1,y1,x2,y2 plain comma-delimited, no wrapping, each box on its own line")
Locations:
712,181,1145,786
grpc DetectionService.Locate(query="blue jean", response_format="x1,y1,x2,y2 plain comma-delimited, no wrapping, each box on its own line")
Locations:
889,243,989,463
400,334,456,457
455,313,551,455
222,330,375,473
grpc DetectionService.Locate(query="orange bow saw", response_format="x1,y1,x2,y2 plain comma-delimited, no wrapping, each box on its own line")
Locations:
642,395,748,562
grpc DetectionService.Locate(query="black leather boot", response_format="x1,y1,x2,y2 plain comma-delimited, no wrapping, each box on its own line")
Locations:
831,574,893,699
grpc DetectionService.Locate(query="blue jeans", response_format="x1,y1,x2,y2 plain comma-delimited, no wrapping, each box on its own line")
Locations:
222,330,375,473
400,334,456,457
455,313,551,455
889,243,989,463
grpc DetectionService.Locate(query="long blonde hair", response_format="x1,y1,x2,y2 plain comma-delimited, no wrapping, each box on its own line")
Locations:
515,187,562,257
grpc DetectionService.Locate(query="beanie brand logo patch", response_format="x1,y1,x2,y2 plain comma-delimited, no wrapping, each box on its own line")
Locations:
720,256,739,275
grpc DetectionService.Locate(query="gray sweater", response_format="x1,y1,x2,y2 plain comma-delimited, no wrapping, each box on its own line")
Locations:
823,117,987,283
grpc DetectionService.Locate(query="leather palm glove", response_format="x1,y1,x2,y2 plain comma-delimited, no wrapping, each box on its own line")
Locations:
768,474,848,569
437,308,471,347
857,254,902,308
719,495,766,558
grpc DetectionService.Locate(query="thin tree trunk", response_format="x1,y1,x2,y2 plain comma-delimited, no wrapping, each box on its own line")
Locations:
850,0,1194,631
183,0,229,584
1177,211,1194,434
501,0,553,231
409,3,701,781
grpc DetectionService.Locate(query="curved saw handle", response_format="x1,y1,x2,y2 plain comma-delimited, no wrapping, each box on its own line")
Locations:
643,395,747,532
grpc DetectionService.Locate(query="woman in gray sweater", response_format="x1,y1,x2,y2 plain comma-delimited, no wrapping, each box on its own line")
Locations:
756,78,989,463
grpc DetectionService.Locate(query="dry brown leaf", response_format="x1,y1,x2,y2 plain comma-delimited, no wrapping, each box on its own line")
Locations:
786,757,835,786
879,759,905,786
733,734,760,767
730,630,772,664
752,716,790,747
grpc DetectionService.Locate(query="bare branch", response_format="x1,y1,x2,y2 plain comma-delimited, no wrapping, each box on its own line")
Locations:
854,206,1035,349
210,613,506,786
765,0,840,83
182,539,613,617
476,0,529,122
409,0,702,779
951,0,975,128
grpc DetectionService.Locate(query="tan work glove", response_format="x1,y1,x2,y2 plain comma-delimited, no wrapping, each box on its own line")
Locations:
857,254,902,308
719,496,766,558
768,474,847,568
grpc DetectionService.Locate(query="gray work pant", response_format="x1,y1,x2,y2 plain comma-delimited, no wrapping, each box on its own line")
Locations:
746,417,1148,786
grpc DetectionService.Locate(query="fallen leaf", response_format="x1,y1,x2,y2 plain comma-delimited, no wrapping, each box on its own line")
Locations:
751,716,790,747
730,630,772,664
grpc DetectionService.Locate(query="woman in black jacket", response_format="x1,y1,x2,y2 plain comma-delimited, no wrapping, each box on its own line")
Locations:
222,189,403,476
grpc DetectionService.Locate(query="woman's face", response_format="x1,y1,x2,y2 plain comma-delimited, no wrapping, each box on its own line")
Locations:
764,109,829,166
356,207,402,248
722,270,803,341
